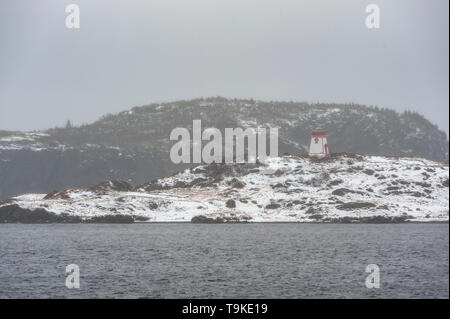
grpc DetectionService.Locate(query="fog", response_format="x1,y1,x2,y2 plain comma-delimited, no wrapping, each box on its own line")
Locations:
0,0,448,135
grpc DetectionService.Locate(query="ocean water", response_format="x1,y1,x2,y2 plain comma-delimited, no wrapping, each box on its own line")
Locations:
0,223,448,299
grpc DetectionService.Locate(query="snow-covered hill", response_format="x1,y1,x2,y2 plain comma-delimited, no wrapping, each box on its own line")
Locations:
0,154,448,223
1,98,448,200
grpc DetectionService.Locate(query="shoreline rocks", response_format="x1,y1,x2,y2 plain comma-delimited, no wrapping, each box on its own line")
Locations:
0,204,136,224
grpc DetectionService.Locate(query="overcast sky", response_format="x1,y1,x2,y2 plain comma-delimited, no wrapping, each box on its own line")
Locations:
0,0,448,135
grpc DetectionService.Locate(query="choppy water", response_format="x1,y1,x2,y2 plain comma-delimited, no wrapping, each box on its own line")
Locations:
0,223,448,298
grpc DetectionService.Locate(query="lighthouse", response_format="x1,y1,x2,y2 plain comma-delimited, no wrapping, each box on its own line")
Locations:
308,132,329,158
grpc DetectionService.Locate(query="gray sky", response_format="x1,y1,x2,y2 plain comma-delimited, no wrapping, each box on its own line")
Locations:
0,0,448,135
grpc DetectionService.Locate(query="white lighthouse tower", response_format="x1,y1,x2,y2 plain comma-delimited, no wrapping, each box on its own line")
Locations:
308,132,329,158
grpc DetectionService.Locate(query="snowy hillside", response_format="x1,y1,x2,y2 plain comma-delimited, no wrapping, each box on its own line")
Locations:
0,154,448,223
0,98,448,199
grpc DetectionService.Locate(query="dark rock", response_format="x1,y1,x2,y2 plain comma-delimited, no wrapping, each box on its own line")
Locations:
415,182,431,188
410,192,425,198
421,172,430,179
89,179,133,193
135,181,168,192
190,177,210,187
84,215,134,223
305,207,320,214
43,190,71,200
274,169,285,176
43,190,59,200
225,199,236,208
332,188,357,196
198,162,261,183
328,179,343,186
191,214,250,223
0,205,81,223
0,198,16,206
336,202,376,210
191,215,224,223
133,216,150,222
265,203,281,209
229,178,246,189
0,204,141,223
223,215,251,223
328,215,410,223
309,214,324,220
148,202,158,210
174,181,187,188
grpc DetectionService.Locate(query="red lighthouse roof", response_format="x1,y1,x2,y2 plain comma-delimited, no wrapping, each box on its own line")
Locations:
311,132,327,137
